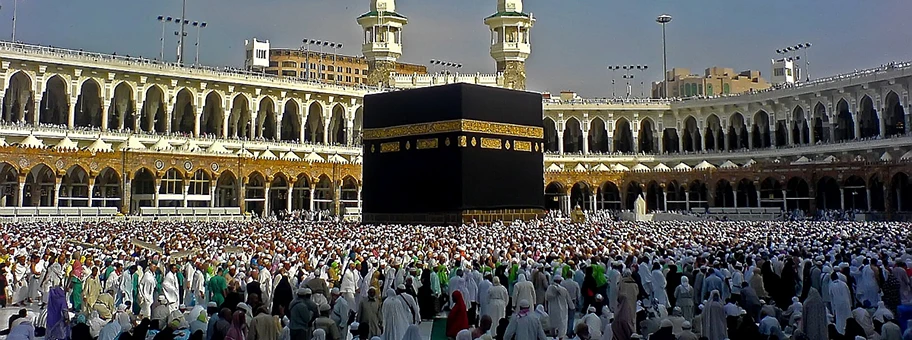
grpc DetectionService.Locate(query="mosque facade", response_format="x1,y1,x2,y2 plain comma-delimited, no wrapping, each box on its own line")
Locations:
0,0,911,219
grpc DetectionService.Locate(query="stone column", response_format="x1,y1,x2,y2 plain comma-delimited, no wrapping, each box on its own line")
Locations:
122,178,132,214
685,191,690,211
853,113,861,140
786,121,794,145
878,108,886,138
755,188,761,208
747,130,754,150
100,105,109,132
153,180,161,208
263,182,271,217
557,128,565,155
286,187,293,213
662,191,668,211
209,185,216,207
782,189,788,211
733,192,738,208
357,186,362,211
17,182,24,207
67,97,77,129
582,128,590,155
194,108,203,137
333,182,342,216
87,182,95,207
698,131,706,151
866,188,872,211
656,129,664,153
677,132,684,153
607,133,615,153
164,102,175,134
309,184,316,211
724,131,731,151
53,177,62,208
589,193,596,211
299,115,307,143
808,120,816,144
238,180,246,212
839,188,845,210
183,182,190,207
222,110,231,138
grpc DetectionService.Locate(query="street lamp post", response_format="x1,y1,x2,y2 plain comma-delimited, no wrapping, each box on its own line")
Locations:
608,65,648,99
192,21,208,65
156,16,174,60
656,14,673,98
429,59,462,75
10,0,20,42
330,42,343,85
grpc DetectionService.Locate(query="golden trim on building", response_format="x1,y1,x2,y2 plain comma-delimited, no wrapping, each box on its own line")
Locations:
380,142,400,153
416,138,438,150
514,140,532,152
362,119,544,140
458,136,467,147
480,137,502,150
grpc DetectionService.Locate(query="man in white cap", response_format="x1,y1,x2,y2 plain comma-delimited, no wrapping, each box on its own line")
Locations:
153,295,171,329
288,288,317,340
545,275,572,338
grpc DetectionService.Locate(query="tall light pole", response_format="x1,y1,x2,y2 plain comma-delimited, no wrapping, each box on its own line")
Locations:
156,16,173,60
10,0,21,42
656,14,673,98
192,21,207,65
176,0,188,65
329,42,343,85
609,65,647,99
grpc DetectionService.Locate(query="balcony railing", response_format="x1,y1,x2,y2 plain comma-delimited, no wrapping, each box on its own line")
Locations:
0,40,382,94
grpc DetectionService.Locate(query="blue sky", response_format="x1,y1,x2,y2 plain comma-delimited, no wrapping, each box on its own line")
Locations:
9,0,912,97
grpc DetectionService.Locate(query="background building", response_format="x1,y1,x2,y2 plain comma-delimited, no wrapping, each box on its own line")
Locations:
264,48,427,86
651,66,770,98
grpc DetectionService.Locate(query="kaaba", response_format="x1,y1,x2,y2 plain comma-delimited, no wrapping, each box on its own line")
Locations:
361,83,545,225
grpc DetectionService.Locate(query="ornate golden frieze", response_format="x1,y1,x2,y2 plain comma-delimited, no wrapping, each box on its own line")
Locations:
416,138,438,150
362,119,544,140
380,141,400,153
514,141,532,152
480,137,502,150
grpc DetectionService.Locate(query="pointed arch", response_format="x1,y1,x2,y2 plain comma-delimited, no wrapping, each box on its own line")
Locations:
110,82,135,131
884,91,906,137
815,176,840,210
292,173,312,210
340,175,359,211
229,93,252,138
2,71,35,124
645,181,664,212
281,99,302,142
562,116,582,153
543,117,559,152
40,75,69,126
613,117,634,153
352,106,363,145
835,99,854,141
60,165,90,207
328,103,347,144
24,164,56,207
752,110,771,148
682,115,701,152
638,118,656,153
728,112,748,149
201,91,223,137
714,179,734,207
570,181,592,210
785,177,810,212
215,170,238,207
141,85,166,133
890,172,912,212
258,96,278,140
544,182,565,211
792,105,809,145
812,102,829,144
172,88,196,134
858,95,880,139
688,180,708,210
305,101,325,143
843,175,867,211
704,114,723,151
93,167,121,208
313,174,334,211
625,181,644,211
597,181,621,210
587,117,609,153
0,162,20,207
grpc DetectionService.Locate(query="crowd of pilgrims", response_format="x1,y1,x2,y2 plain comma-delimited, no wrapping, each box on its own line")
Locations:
1,219,912,340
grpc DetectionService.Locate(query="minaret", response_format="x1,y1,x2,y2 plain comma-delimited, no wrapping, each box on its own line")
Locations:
484,0,534,90
357,0,408,87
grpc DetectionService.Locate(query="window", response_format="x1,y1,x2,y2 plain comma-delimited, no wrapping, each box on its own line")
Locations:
337,75,342,81
265,70,278,75
786,68,792,76
282,61,296,68
311,72,316,79
346,67,352,73
337,66,342,72
723,83,731,94
256,49,267,59
268,61,278,67
346,76,352,82
188,171,210,195
698,84,703,95
161,169,183,195
282,70,296,77
355,69,360,75
300,63,307,68
774,68,784,77
246,50,252,59
707,84,714,96
321,65,326,71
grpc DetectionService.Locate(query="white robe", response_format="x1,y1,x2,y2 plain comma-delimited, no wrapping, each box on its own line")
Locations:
857,265,880,306
580,312,602,339
119,272,134,305
163,271,180,310
260,267,273,309
381,294,410,340
513,276,536,308
11,263,30,305
140,270,157,317
652,269,669,306
485,285,509,334
545,283,572,337
829,279,852,334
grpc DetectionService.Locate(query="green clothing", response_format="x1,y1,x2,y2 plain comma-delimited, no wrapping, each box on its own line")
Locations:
436,266,450,287
71,277,84,311
593,264,607,287
208,275,228,307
